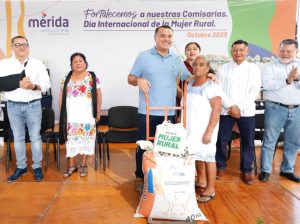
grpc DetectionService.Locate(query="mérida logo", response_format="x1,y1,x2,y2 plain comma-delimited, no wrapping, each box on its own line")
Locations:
28,12,69,28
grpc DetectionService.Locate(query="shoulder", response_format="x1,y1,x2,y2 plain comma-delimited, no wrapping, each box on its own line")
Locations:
218,62,231,73
206,81,223,97
28,57,43,64
0,57,14,64
246,61,261,73
262,61,276,72
140,48,153,57
28,57,46,68
87,71,101,85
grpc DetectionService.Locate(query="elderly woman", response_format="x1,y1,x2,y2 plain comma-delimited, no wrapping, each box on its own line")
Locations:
59,52,102,178
186,55,222,203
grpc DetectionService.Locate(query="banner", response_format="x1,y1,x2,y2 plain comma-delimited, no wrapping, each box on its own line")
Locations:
0,0,297,118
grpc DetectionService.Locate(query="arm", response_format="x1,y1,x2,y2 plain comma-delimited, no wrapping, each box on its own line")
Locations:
128,74,151,93
36,62,51,92
216,66,234,109
58,88,63,111
96,88,102,122
202,96,222,144
20,61,51,91
261,62,295,90
176,77,183,99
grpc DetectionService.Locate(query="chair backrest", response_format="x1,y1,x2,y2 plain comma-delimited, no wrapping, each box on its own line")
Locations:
0,105,10,139
0,106,10,130
41,107,55,133
107,106,138,129
255,100,265,110
255,113,265,130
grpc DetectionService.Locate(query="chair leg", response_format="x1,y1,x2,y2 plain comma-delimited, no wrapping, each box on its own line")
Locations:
94,135,98,170
9,143,12,161
227,140,232,160
45,139,49,171
6,141,11,173
107,142,110,161
253,147,257,175
102,138,106,171
57,138,60,170
99,141,102,160
53,141,57,162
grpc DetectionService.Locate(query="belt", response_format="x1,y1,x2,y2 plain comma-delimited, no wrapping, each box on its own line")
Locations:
270,101,300,109
8,99,40,104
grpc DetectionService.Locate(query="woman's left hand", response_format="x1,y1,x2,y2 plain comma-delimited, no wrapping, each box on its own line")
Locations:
202,131,212,145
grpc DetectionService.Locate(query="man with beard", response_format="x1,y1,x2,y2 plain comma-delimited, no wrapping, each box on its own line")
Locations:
259,39,300,183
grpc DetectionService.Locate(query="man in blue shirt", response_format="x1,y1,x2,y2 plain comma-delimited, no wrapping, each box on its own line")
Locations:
128,25,190,190
259,39,300,183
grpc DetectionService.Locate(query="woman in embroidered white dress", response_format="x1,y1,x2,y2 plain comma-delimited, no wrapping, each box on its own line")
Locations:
186,55,222,203
59,52,102,177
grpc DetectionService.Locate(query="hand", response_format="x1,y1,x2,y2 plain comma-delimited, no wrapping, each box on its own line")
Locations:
228,105,241,119
137,78,151,93
202,131,212,145
207,73,219,83
287,65,298,83
19,77,34,89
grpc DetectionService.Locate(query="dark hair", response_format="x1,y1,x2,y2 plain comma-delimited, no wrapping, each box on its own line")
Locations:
185,42,201,52
154,25,173,36
11,36,29,45
280,39,298,49
70,52,88,69
231,39,248,48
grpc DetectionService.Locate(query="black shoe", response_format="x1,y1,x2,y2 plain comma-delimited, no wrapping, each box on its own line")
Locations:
7,168,27,183
258,172,270,182
280,171,300,183
33,167,43,182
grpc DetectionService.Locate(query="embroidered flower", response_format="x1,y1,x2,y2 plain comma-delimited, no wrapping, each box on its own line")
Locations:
89,128,95,136
72,89,79,97
79,84,86,93
84,123,91,131
77,126,85,135
86,92,92,99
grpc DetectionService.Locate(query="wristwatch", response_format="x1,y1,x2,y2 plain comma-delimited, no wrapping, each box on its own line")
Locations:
32,84,38,90
286,79,292,85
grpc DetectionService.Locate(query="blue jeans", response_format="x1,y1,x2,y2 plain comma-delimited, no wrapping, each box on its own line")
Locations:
7,100,42,169
135,114,175,178
216,115,255,173
261,101,300,173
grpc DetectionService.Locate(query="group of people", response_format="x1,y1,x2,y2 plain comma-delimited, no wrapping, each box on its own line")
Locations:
128,25,300,204
0,36,102,181
0,26,299,205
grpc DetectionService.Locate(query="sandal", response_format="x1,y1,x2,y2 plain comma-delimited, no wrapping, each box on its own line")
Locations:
79,165,88,177
63,165,78,178
197,193,216,203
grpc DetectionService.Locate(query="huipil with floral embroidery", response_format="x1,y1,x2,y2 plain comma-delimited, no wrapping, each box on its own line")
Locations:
60,72,100,157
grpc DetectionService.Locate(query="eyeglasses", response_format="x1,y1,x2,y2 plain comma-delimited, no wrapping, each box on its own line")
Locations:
14,43,29,48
